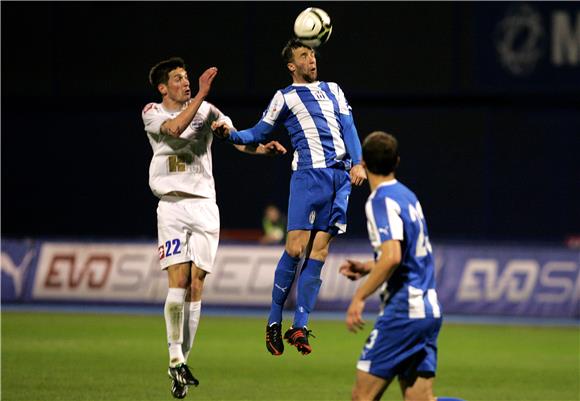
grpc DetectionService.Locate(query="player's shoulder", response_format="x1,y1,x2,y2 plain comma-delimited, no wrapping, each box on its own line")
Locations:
384,181,420,209
321,81,346,97
396,181,417,199
322,81,340,89
368,188,401,216
142,102,161,116
203,100,230,117
374,181,410,202
279,85,294,95
198,100,213,112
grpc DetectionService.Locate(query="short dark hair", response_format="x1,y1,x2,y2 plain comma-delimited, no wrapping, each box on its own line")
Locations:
362,131,400,175
281,38,313,65
148,57,186,90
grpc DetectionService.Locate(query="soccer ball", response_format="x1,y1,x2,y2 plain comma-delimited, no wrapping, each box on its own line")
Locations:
293,7,332,48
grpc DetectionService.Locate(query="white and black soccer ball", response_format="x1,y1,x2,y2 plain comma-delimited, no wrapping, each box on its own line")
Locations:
293,7,332,48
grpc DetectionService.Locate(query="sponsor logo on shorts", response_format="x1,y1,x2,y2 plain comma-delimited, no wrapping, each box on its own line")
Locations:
158,245,165,260
309,210,316,224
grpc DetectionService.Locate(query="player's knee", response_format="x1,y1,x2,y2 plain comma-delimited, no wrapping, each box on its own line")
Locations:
172,275,190,289
189,282,202,301
192,274,206,290
309,246,329,261
351,386,369,401
285,243,304,258
191,276,204,290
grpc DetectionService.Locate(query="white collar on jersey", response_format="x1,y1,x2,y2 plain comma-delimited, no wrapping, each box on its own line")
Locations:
291,81,321,87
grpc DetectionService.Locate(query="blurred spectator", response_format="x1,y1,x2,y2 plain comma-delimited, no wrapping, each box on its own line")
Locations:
260,205,286,244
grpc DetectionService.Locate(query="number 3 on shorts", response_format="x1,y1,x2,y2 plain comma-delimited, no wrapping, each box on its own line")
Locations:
364,329,379,350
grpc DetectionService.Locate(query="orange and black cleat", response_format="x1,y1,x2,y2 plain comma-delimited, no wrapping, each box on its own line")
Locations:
284,326,315,355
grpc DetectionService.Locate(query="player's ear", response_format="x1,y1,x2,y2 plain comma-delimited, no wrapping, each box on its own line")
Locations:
158,83,168,96
287,62,296,72
395,156,400,168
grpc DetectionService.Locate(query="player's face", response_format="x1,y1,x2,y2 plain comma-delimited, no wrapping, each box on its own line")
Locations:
163,67,191,103
289,47,317,83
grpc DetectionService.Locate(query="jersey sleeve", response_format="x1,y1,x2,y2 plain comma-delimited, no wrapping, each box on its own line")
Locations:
340,113,362,165
328,83,351,115
330,83,361,164
261,91,288,126
372,196,404,243
141,103,167,135
229,121,275,144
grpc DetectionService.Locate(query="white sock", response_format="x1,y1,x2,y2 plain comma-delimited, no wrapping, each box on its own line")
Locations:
164,288,186,367
182,301,201,361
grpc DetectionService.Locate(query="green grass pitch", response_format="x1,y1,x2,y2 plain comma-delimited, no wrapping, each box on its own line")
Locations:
2,311,578,401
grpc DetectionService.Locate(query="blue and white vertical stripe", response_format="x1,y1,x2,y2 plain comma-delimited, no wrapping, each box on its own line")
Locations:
261,81,350,171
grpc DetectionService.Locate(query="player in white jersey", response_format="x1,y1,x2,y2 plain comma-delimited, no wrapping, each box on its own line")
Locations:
338,131,462,401
212,39,367,356
142,57,286,399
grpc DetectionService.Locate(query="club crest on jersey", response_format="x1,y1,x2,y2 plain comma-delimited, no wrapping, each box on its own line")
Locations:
309,210,316,224
190,116,204,131
313,90,327,101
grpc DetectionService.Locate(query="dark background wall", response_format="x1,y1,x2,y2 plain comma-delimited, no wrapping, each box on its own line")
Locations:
2,2,579,243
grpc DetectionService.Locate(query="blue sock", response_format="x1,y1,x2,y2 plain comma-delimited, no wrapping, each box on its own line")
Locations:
267,251,300,325
293,258,324,328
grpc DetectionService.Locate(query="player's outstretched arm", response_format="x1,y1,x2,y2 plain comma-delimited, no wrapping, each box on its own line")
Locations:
234,141,287,156
213,120,275,145
161,67,218,138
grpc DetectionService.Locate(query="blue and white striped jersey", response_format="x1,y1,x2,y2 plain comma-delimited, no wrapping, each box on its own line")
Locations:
366,180,442,319
260,81,356,171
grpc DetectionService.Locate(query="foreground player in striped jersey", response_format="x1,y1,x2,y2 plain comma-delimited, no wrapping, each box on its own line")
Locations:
212,39,366,356
339,131,446,401
143,57,286,399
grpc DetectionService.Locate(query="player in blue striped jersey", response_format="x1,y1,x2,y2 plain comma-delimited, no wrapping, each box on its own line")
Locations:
339,131,444,401
212,39,366,356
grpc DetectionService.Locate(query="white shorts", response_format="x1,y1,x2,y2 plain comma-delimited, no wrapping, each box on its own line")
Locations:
156,196,220,273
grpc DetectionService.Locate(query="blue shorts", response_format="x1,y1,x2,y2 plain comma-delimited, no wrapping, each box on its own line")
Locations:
287,168,351,235
357,316,443,380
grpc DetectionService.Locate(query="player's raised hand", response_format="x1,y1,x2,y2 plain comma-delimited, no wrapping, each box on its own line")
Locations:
346,298,366,333
258,141,287,156
198,67,218,98
211,121,231,139
350,164,367,186
339,259,369,281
